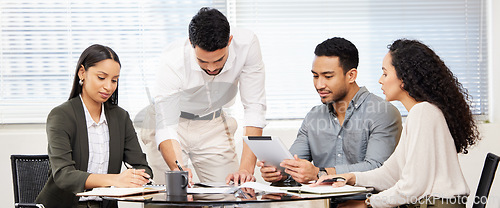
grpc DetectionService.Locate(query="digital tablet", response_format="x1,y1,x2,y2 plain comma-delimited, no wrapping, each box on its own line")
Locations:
243,136,294,171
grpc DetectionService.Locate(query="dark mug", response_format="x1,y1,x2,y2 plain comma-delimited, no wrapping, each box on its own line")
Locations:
166,194,188,202
165,171,188,196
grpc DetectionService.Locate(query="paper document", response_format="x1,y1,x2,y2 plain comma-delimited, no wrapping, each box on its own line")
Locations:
240,182,287,193
76,187,164,197
286,185,367,194
187,187,235,194
194,182,234,188
107,192,164,201
240,182,367,195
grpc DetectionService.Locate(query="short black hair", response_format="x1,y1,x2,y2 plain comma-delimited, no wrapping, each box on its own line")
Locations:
314,37,359,74
189,7,230,52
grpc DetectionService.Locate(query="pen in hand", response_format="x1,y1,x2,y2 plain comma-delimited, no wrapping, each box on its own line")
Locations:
124,162,155,184
175,160,192,188
175,160,184,171
321,177,346,183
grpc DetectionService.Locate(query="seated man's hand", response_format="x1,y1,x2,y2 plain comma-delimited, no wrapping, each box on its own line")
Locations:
280,155,319,184
257,161,287,183
225,169,256,186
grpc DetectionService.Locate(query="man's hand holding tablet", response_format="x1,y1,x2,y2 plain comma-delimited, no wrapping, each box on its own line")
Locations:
243,136,293,171
244,136,293,183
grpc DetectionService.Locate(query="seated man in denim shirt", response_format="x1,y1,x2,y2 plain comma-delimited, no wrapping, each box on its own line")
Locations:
259,37,402,184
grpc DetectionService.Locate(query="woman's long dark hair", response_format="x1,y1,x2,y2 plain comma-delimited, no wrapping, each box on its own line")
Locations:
388,39,480,154
69,44,121,105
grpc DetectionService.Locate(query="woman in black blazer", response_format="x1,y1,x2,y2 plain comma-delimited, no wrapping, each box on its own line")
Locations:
36,44,153,208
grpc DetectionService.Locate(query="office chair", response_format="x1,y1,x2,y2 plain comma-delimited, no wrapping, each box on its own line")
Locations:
10,155,50,208
472,153,500,208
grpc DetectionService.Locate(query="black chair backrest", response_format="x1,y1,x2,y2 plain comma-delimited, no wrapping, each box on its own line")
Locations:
10,155,50,207
473,153,500,208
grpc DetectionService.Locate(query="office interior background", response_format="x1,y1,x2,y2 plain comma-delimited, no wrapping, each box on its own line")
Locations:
0,0,499,207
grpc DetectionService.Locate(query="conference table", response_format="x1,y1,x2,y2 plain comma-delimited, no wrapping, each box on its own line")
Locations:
105,186,372,208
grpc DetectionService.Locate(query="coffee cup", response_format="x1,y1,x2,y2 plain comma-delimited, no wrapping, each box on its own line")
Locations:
165,171,188,196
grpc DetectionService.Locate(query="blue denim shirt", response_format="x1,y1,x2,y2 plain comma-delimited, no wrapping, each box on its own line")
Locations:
289,87,402,174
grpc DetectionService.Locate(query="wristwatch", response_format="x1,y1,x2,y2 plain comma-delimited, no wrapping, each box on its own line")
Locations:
317,167,328,179
365,193,372,207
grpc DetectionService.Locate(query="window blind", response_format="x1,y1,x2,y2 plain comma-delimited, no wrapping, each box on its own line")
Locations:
0,0,488,123
0,0,226,123
227,0,488,119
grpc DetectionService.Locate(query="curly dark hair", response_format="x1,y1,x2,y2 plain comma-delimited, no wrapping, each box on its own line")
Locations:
189,7,230,52
314,37,359,74
388,39,480,154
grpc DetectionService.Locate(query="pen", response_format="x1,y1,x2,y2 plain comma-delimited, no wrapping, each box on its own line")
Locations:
235,188,249,199
175,160,184,171
174,160,192,188
322,177,346,183
124,162,155,184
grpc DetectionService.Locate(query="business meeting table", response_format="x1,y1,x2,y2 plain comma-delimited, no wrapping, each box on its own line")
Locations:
104,186,371,208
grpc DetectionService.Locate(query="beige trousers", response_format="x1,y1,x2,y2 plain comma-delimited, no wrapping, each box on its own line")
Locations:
177,115,239,182
140,105,239,184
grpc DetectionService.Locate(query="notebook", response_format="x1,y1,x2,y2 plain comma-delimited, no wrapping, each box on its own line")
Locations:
285,184,367,195
241,182,367,195
76,186,164,197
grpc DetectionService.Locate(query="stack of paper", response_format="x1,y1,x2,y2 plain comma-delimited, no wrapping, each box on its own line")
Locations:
187,187,235,194
194,182,234,188
286,184,367,194
76,187,164,197
240,182,287,193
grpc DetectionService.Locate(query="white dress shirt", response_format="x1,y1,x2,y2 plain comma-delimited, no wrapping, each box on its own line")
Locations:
153,28,267,145
80,95,110,174
354,102,469,208
79,95,110,201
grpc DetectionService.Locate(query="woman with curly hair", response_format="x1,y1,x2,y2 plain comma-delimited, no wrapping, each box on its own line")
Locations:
314,39,480,208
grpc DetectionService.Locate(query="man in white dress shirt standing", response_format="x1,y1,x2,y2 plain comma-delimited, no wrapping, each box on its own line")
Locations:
152,7,266,184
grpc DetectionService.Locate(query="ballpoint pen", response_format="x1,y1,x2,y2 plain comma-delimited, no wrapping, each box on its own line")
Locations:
124,162,156,184
235,188,249,199
175,160,192,188
322,177,346,183
175,160,184,171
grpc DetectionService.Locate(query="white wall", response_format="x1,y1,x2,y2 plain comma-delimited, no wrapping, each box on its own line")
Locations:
1,0,499,207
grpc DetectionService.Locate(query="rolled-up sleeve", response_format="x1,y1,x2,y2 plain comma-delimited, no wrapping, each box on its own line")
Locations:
239,34,267,128
334,102,402,174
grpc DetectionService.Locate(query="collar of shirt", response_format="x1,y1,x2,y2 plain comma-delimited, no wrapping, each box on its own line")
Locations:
329,86,370,115
350,86,370,109
79,94,107,127
188,42,236,76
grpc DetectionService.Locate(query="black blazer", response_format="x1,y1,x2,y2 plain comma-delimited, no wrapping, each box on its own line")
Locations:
36,97,152,208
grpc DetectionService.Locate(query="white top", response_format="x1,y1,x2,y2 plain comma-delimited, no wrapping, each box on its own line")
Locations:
354,102,469,208
79,95,110,201
153,28,266,145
